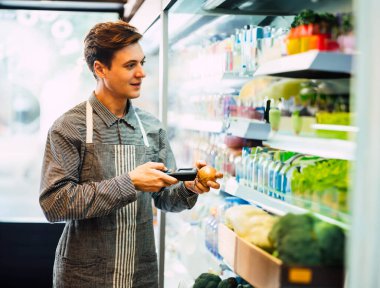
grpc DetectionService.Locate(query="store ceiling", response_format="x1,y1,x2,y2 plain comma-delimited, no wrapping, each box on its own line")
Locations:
0,0,145,20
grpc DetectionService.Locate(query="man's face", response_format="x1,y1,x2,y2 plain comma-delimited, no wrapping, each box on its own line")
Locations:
103,42,146,100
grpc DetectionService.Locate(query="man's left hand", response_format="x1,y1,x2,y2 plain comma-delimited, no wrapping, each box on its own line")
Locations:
184,160,223,194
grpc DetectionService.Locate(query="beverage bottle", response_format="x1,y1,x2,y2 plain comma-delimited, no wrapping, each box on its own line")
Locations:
233,29,242,75
262,151,275,195
204,208,216,254
234,153,242,183
257,151,270,193
246,148,255,188
240,147,250,186
268,151,281,197
279,154,303,200
210,210,221,259
252,146,264,190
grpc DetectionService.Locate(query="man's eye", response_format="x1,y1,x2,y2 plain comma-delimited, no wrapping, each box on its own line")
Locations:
126,63,135,69
141,60,146,66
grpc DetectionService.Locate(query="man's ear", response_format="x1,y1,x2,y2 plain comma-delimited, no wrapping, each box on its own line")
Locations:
93,60,107,79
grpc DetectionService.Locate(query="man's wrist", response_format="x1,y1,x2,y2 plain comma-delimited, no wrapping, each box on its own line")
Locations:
184,180,198,194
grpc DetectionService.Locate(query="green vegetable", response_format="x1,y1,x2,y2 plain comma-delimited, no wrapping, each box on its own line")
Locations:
290,159,350,213
269,213,321,266
268,213,346,267
314,221,345,266
268,213,315,248
193,273,222,288
291,9,319,27
237,284,254,288
217,277,238,288
341,13,353,33
277,228,321,266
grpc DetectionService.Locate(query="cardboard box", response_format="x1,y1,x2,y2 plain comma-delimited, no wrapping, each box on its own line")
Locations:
218,224,344,288
236,236,282,288
218,223,237,270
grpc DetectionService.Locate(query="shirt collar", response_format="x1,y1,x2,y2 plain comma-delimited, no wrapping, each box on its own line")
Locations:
89,93,138,129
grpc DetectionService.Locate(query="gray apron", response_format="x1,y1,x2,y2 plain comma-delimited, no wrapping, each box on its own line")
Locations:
53,101,158,288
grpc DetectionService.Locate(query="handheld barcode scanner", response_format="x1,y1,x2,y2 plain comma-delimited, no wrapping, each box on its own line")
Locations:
164,168,197,181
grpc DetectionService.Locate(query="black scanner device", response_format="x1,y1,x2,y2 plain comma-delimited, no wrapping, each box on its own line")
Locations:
164,168,197,181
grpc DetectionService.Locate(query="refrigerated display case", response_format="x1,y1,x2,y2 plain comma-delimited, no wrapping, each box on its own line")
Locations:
130,0,379,287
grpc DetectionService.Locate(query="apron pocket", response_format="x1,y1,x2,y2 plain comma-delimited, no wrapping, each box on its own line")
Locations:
54,255,106,288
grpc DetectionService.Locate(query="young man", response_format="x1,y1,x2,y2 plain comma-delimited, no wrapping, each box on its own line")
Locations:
39,20,222,288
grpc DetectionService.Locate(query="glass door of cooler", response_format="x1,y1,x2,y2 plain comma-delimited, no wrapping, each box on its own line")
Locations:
162,0,354,287
164,6,288,288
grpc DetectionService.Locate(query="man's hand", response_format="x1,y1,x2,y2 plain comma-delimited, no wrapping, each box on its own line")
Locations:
128,162,178,192
184,160,223,194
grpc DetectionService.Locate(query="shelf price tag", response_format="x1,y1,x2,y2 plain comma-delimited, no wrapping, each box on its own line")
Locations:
288,267,312,284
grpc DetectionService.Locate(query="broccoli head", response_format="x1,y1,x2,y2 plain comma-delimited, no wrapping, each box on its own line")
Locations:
269,213,316,248
217,277,238,288
277,228,321,266
314,221,345,266
193,273,222,288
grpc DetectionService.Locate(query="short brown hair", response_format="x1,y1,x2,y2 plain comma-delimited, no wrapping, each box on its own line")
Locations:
84,20,142,78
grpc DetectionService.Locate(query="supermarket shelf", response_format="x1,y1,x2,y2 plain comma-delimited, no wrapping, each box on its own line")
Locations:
227,117,271,140
221,178,350,230
254,50,353,79
264,133,356,160
177,74,250,93
311,123,359,132
221,73,252,88
173,0,350,16
168,113,224,133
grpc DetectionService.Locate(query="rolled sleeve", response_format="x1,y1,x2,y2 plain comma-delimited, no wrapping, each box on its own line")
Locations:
114,173,137,204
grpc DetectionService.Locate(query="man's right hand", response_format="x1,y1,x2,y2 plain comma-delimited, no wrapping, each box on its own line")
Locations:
128,162,178,192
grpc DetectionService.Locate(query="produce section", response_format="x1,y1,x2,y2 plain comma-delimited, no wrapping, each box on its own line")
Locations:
131,0,355,287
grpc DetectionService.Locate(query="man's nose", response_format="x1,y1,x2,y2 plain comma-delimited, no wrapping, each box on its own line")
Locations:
136,65,146,78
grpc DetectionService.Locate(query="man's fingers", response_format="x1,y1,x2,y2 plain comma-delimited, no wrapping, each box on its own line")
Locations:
215,172,223,179
195,160,207,169
194,179,210,193
162,176,178,185
207,181,220,189
147,162,166,170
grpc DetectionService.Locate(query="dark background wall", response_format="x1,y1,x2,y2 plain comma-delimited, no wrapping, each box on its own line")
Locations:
0,222,64,288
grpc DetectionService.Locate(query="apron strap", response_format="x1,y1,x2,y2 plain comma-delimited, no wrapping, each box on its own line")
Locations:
134,109,150,148
86,101,150,148
86,101,93,144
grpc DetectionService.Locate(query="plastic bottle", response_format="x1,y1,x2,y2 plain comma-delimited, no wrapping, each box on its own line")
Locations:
252,146,264,190
268,151,281,197
257,151,269,193
204,208,216,253
246,147,256,188
210,211,221,259
234,153,242,183
240,147,251,186
233,28,242,75
262,151,275,195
